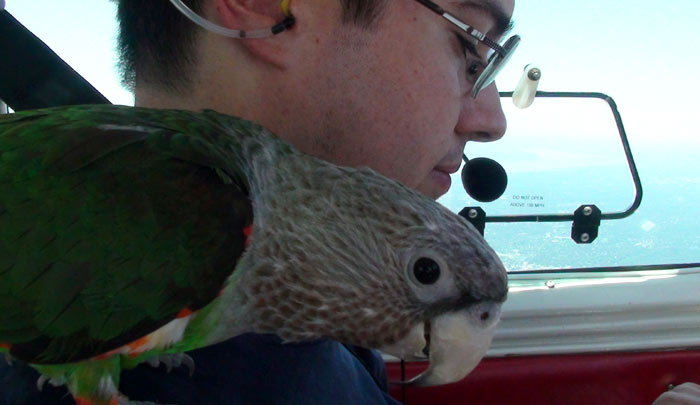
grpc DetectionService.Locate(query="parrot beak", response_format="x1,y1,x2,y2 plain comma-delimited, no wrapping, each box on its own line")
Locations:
379,322,428,361
382,301,502,386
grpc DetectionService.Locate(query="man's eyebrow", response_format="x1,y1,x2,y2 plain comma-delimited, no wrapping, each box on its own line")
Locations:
451,0,514,38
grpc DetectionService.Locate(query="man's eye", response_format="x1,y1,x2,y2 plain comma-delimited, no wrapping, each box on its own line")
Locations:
466,60,484,79
467,59,484,76
457,35,485,83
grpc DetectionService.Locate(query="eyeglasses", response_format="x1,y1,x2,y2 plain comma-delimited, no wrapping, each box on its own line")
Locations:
414,0,520,98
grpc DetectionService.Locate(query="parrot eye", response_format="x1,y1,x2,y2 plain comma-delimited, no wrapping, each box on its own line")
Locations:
413,257,441,285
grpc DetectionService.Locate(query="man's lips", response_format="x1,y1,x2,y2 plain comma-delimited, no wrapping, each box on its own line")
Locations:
434,163,461,175
430,164,460,193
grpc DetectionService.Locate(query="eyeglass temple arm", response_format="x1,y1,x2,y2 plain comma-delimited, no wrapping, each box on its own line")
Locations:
414,0,445,14
413,0,506,57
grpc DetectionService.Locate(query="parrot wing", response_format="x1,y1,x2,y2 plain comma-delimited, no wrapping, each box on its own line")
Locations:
0,105,253,364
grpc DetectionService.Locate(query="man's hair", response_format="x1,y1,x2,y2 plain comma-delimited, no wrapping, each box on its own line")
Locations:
114,0,385,93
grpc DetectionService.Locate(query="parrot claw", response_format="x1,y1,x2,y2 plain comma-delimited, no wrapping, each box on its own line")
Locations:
36,375,47,391
181,354,195,376
36,375,64,391
146,353,195,376
4,352,12,366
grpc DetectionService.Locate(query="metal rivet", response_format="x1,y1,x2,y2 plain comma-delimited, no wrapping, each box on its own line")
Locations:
468,209,478,219
527,68,542,81
583,206,593,216
580,233,590,242
545,280,556,289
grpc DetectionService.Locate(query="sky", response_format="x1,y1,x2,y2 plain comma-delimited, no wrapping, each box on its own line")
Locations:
7,1,700,134
5,0,700,268
6,0,699,146
501,0,700,152
6,0,700,139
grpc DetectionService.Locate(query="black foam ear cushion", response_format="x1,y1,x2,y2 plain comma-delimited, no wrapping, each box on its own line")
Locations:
461,157,508,203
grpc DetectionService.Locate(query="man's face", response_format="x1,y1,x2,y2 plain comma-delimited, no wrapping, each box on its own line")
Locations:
286,0,514,200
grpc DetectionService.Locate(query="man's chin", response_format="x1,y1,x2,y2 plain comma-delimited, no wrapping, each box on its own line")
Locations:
417,176,451,201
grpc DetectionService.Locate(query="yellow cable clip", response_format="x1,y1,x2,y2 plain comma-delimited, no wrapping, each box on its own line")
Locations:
281,0,291,17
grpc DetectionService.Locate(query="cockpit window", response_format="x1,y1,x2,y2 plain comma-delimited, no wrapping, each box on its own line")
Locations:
6,0,132,105
4,1,699,271
438,1,700,271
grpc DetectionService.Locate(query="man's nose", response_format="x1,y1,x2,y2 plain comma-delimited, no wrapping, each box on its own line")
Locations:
456,82,507,142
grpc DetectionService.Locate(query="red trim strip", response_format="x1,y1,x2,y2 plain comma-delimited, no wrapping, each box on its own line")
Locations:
387,350,700,404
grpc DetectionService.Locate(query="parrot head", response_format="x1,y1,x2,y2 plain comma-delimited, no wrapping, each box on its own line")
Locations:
231,157,508,387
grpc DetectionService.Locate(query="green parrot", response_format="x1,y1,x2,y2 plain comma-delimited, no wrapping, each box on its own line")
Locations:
0,105,508,405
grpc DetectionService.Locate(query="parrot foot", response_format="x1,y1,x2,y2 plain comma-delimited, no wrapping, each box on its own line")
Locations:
4,352,12,366
36,374,65,391
145,353,195,376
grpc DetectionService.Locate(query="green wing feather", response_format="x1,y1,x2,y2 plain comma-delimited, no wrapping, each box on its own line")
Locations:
0,105,254,364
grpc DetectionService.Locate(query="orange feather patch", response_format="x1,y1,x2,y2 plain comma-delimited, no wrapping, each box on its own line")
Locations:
94,334,152,360
92,308,195,361
127,335,150,350
177,308,193,318
94,350,119,361
243,223,253,247
74,396,119,405
126,335,151,357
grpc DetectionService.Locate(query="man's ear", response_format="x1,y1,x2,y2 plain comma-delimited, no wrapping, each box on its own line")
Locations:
211,0,294,68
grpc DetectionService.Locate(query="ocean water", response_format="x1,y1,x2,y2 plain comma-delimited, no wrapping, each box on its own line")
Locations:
439,162,700,272
435,93,700,272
